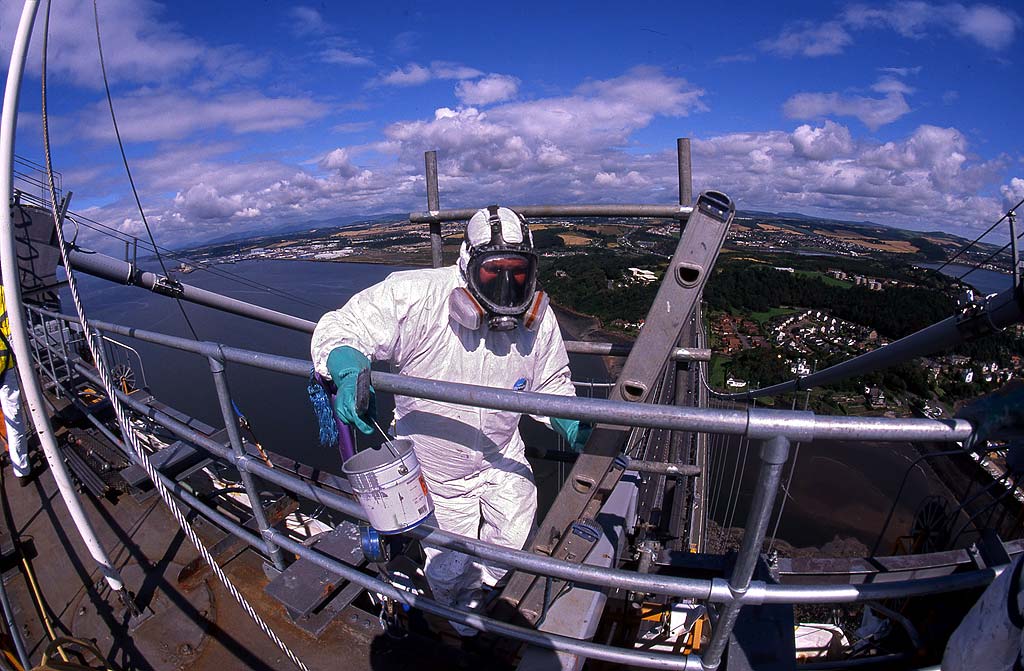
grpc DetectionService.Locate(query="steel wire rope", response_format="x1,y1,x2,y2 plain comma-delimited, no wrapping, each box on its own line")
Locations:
948,473,1021,548
707,406,730,545
767,391,810,554
41,5,309,669
934,198,1024,272
722,419,751,544
945,471,1016,546
868,446,982,556
706,417,724,546
957,223,1023,281
719,397,756,545
707,400,727,519
703,403,720,522
90,1,201,341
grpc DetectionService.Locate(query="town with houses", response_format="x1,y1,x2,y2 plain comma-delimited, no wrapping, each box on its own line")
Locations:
710,302,1024,417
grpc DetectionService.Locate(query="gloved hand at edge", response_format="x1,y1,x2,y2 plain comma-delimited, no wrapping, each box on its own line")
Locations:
955,382,1024,452
326,346,376,435
551,417,592,453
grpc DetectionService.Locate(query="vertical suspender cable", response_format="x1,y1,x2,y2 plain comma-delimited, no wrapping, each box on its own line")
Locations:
768,392,808,554
0,0,128,598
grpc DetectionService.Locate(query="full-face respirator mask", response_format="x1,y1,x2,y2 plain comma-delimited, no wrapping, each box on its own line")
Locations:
450,206,548,332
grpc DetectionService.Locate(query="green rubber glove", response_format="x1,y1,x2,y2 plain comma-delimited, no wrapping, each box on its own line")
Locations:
551,418,592,453
326,346,376,435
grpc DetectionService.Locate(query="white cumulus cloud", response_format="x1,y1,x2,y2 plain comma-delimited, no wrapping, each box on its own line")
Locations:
760,20,853,57
762,2,1020,59
57,68,1014,249
321,48,373,67
783,76,912,131
376,61,483,87
790,121,855,160
0,0,270,89
455,74,520,106
318,148,360,177
1001,177,1024,206
73,90,329,143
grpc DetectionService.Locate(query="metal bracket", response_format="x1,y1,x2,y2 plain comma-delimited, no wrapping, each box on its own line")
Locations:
494,190,735,625
152,275,185,298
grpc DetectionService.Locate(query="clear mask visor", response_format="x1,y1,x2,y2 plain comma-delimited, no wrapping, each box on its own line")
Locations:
470,253,535,312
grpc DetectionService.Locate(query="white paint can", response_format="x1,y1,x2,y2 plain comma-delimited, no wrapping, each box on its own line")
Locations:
342,439,433,534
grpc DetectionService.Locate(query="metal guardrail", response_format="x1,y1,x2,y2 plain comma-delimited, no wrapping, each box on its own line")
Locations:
409,203,695,224
26,304,1002,670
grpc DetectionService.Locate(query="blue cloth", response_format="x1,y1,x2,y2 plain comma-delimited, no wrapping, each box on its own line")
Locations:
308,368,339,449
326,346,376,435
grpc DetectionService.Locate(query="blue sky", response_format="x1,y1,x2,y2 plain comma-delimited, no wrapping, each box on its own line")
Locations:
2,1,1022,251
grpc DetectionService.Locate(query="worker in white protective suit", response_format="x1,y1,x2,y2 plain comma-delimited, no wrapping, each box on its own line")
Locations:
311,206,590,636
942,385,1024,670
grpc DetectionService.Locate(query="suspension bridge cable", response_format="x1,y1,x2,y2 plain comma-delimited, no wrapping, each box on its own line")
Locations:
957,225,1023,281
934,197,1024,272
90,1,200,341
707,402,728,536
948,473,1020,548
723,408,752,541
768,391,809,554
43,5,308,669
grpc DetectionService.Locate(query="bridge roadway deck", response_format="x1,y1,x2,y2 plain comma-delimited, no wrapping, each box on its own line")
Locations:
0,446,485,671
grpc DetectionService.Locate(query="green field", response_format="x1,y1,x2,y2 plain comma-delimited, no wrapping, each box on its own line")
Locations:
745,306,801,325
709,355,729,390
796,269,851,289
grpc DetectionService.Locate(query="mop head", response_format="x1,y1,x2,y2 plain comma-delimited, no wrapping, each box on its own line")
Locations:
308,368,339,449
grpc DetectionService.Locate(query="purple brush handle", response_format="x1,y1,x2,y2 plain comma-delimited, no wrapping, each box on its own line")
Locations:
316,371,357,461
336,409,355,461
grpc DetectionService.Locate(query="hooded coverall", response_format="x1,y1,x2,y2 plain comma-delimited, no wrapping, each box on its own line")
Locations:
944,553,1024,670
0,286,27,477
311,264,576,631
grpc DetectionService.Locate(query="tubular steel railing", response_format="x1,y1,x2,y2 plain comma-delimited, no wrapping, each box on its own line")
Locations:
25,304,1008,670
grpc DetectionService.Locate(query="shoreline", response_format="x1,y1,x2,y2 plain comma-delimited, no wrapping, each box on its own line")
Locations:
199,255,630,344
550,302,632,380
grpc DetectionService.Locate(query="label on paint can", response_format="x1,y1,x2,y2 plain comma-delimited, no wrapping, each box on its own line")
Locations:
342,439,434,534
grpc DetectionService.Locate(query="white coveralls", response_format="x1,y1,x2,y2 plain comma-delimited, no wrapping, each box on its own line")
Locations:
0,287,27,477
944,553,1024,670
311,264,576,632
0,371,27,477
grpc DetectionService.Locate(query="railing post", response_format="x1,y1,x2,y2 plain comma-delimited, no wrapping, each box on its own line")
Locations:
208,353,287,571
54,310,70,384
26,309,40,367
424,150,443,268
38,313,61,398
677,137,692,207
701,435,790,670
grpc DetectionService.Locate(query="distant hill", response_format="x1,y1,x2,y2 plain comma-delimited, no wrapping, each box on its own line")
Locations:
736,209,1004,257
180,211,408,248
